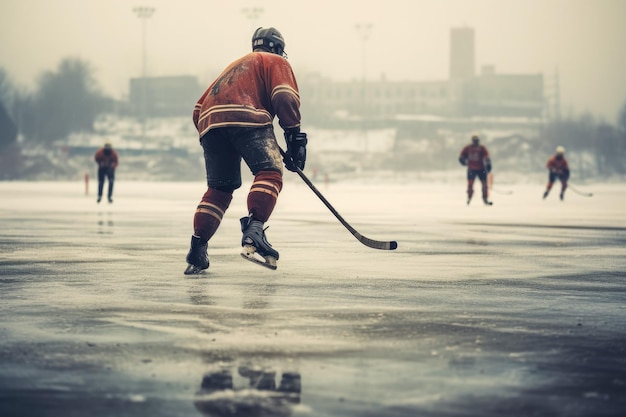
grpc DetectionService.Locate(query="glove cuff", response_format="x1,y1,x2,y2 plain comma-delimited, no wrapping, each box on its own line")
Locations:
284,127,300,137
285,130,307,145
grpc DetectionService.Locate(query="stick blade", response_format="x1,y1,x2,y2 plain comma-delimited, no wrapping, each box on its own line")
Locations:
355,232,398,250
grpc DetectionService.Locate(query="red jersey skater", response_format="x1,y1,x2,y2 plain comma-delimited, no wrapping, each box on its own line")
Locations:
184,27,307,274
543,146,570,200
458,134,493,205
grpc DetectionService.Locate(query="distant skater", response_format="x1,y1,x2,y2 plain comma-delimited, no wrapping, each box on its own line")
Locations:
543,146,569,200
94,142,118,203
184,27,307,274
458,134,492,205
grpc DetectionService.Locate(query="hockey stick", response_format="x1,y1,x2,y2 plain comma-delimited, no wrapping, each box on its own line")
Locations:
487,173,513,194
280,148,397,250
568,184,593,197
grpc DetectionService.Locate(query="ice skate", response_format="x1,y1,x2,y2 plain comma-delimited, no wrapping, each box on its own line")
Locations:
184,235,209,275
278,372,302,394
200,369,233,390
277,371,302,403
543,190,549,199
559,192,564,201
483,197,493,206
240,215,279,270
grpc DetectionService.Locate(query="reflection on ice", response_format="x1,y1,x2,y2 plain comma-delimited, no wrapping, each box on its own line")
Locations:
194,365,301,417
97,211,114,234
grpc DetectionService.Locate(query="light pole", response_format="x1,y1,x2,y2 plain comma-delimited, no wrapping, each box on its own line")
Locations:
355,23,372,117
133,6,155,141
355,23,372,152
241,7,264,32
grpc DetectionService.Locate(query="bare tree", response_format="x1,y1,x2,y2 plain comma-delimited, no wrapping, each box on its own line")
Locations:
619,99,626,133
26,57,107,143
0,69,18,149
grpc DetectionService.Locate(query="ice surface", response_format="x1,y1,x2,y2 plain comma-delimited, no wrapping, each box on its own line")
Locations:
0,179,625,417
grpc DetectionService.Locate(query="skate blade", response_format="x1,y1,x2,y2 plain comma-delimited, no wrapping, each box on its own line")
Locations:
241,245,277,270
184,264,207,275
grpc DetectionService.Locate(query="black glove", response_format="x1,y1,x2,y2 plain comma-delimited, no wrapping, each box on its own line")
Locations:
284,129,307,172
459,156,467,166
485,160,492,173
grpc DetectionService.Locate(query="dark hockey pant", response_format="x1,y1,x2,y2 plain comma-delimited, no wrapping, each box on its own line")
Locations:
98,167,115,199
467,169,488,199
192,126,284,242
546,171,569,194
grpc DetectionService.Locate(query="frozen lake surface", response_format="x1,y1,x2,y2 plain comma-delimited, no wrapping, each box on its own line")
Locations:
1,178,625,416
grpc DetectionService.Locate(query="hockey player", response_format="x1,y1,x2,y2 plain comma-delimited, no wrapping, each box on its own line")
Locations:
184,27,307,274
458,134,492,205
543,146,570,200
94,142,118,203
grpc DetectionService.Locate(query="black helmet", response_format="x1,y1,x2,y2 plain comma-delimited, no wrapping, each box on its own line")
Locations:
252,27,286,57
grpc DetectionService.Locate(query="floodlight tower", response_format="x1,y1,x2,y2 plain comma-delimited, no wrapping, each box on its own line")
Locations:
242,7,264,32
133,6,155,140
355,23,373,152
355,23,373,116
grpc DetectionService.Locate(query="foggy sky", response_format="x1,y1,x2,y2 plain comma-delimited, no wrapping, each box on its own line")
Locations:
1,0,625,122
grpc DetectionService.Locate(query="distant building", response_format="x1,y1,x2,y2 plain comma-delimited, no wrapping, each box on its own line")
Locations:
300,75,462,123
129,76,200,118
132,28,544,125
461,66,544,118
298,26,544,124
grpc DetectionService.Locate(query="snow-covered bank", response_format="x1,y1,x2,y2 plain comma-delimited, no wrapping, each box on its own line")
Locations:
4,116,621,183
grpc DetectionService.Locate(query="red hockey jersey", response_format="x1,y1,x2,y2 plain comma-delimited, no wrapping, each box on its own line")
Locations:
547,155,569,174
94,148,118,169
193,52,301,138
460,144,490,170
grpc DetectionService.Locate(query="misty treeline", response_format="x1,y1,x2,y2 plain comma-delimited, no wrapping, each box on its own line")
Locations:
541,112,626,176
1,56,626,179
0,58,109,148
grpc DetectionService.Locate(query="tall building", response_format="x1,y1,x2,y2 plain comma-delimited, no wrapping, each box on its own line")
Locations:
449,27,475,80
297,26,544,122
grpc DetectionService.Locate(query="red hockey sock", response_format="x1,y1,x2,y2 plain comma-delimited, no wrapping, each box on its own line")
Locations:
193,188,233,241
247,170,283,222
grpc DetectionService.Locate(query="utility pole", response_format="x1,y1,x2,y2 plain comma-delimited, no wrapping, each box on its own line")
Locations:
553,66,561,120
355,23,373,116
355,23,372,153
133,6,155,142
545,66,561,121
242,7,264,32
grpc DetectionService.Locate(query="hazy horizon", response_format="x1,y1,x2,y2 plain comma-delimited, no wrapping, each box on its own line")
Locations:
2,0,626,123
